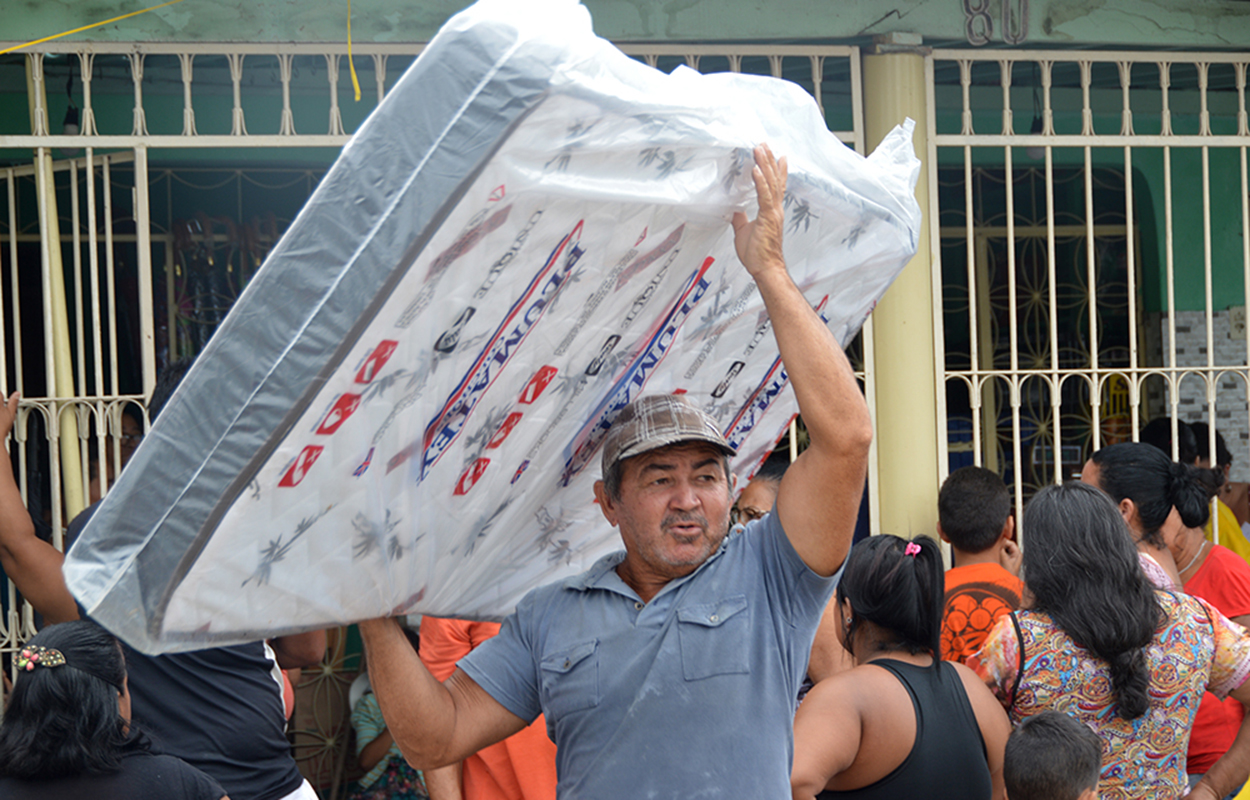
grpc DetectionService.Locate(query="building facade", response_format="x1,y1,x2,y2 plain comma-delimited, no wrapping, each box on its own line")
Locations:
3,0,1250,794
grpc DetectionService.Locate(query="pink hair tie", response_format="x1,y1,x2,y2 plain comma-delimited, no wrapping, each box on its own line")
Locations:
904,541,921,557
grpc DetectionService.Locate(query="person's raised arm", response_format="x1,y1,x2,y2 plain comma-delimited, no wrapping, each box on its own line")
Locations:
358,617,527,769
732,146,873,577
269,629,327,669
417,618,471,800
0,393,79,624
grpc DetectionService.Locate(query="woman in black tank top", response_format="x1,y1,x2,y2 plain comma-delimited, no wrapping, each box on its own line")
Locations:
792,535,1011,800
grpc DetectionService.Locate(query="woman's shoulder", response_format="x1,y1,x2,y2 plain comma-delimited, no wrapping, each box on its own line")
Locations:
803,660,914,710
1153,589,1229,639
947,659,1009,705
818,659,908,689
1209,543,1250,577
123,752,225,800
1156,587,1207,615
1008,608,1064,641
945,658,983,683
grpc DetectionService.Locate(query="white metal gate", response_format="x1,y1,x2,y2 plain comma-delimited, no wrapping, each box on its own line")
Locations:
929,49,1250,523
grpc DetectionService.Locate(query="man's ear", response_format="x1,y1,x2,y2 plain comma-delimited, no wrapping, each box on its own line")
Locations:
594,480,619,527
999,515,1016,543
935,521,950,544
1076,784,1099,800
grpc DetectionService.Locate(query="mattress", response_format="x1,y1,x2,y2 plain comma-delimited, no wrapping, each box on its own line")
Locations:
64,0,921,652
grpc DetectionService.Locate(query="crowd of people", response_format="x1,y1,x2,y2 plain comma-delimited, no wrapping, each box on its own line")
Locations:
2,141,1250,800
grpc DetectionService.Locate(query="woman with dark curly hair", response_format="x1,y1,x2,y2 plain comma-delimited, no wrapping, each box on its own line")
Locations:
0,620,227,800
791,534,1010,799
970,482,1250,800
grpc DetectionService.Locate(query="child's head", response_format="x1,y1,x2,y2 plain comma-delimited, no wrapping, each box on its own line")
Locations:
937,466,1011,554
1004,711,1101,800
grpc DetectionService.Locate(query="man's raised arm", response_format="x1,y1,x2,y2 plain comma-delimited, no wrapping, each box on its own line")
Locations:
358,617,528,769
0,393,80,624
732,145,873,577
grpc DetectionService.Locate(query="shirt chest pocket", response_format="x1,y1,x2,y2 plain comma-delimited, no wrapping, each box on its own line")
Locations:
539,639,600,717
676,594,751,681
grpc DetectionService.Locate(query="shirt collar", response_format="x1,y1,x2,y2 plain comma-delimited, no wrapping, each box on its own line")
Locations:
563,550,628,591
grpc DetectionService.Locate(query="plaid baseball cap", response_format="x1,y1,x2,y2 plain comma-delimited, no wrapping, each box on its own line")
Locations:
601,395,735,474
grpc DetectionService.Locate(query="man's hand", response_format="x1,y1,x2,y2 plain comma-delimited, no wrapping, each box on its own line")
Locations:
732,144,788,280
0,393,19,441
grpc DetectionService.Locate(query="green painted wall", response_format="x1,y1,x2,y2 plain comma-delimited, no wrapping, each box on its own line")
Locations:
3,0,1250,48
933,79,1249,314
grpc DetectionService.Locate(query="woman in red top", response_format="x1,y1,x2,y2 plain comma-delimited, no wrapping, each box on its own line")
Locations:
1171,472,1250,790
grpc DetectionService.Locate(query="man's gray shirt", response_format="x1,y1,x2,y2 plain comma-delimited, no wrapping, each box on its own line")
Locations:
460,511,841,798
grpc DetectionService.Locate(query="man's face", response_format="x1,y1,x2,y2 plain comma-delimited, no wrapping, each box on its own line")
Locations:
596,441,732,584
119,413,144,466
733,476,779,525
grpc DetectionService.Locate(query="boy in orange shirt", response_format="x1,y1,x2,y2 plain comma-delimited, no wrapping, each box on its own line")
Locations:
937,466,1023,663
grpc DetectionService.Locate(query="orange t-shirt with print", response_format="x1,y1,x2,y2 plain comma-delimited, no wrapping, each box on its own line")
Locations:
941,561,1023,663
419,616,558,800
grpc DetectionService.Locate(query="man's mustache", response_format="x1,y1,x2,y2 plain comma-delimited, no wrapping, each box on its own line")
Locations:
661,512,709,531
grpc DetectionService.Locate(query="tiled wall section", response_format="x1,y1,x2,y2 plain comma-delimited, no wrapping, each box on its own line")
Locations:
1150,309,1250,481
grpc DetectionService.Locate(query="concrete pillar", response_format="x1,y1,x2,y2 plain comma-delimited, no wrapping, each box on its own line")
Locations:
862,46,942,539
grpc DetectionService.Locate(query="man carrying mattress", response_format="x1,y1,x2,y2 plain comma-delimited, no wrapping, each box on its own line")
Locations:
359,144,872,798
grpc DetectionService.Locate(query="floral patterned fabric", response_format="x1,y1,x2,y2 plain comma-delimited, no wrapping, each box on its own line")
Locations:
348,691,427,799
969,591,1250,800
345,759,428,800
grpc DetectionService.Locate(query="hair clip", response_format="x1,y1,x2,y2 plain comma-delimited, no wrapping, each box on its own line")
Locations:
16,645,66,672
904,541,921,557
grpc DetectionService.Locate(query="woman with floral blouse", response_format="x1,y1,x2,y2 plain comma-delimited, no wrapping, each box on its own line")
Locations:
968,482,1250,800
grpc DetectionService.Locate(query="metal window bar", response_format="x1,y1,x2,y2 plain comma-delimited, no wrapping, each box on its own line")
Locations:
934,48,1250,544
0,42,862,149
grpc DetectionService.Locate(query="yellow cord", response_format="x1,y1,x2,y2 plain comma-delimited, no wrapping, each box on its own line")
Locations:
0,0,189,56
347,0,361,101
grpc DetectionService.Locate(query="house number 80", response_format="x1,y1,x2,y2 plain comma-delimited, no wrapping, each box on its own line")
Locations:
964,0,1029,45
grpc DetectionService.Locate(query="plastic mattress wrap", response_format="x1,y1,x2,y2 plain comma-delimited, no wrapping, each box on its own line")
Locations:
64,0,922,652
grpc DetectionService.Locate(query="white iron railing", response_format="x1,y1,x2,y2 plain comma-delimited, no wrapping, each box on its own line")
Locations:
931,48,1250,528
